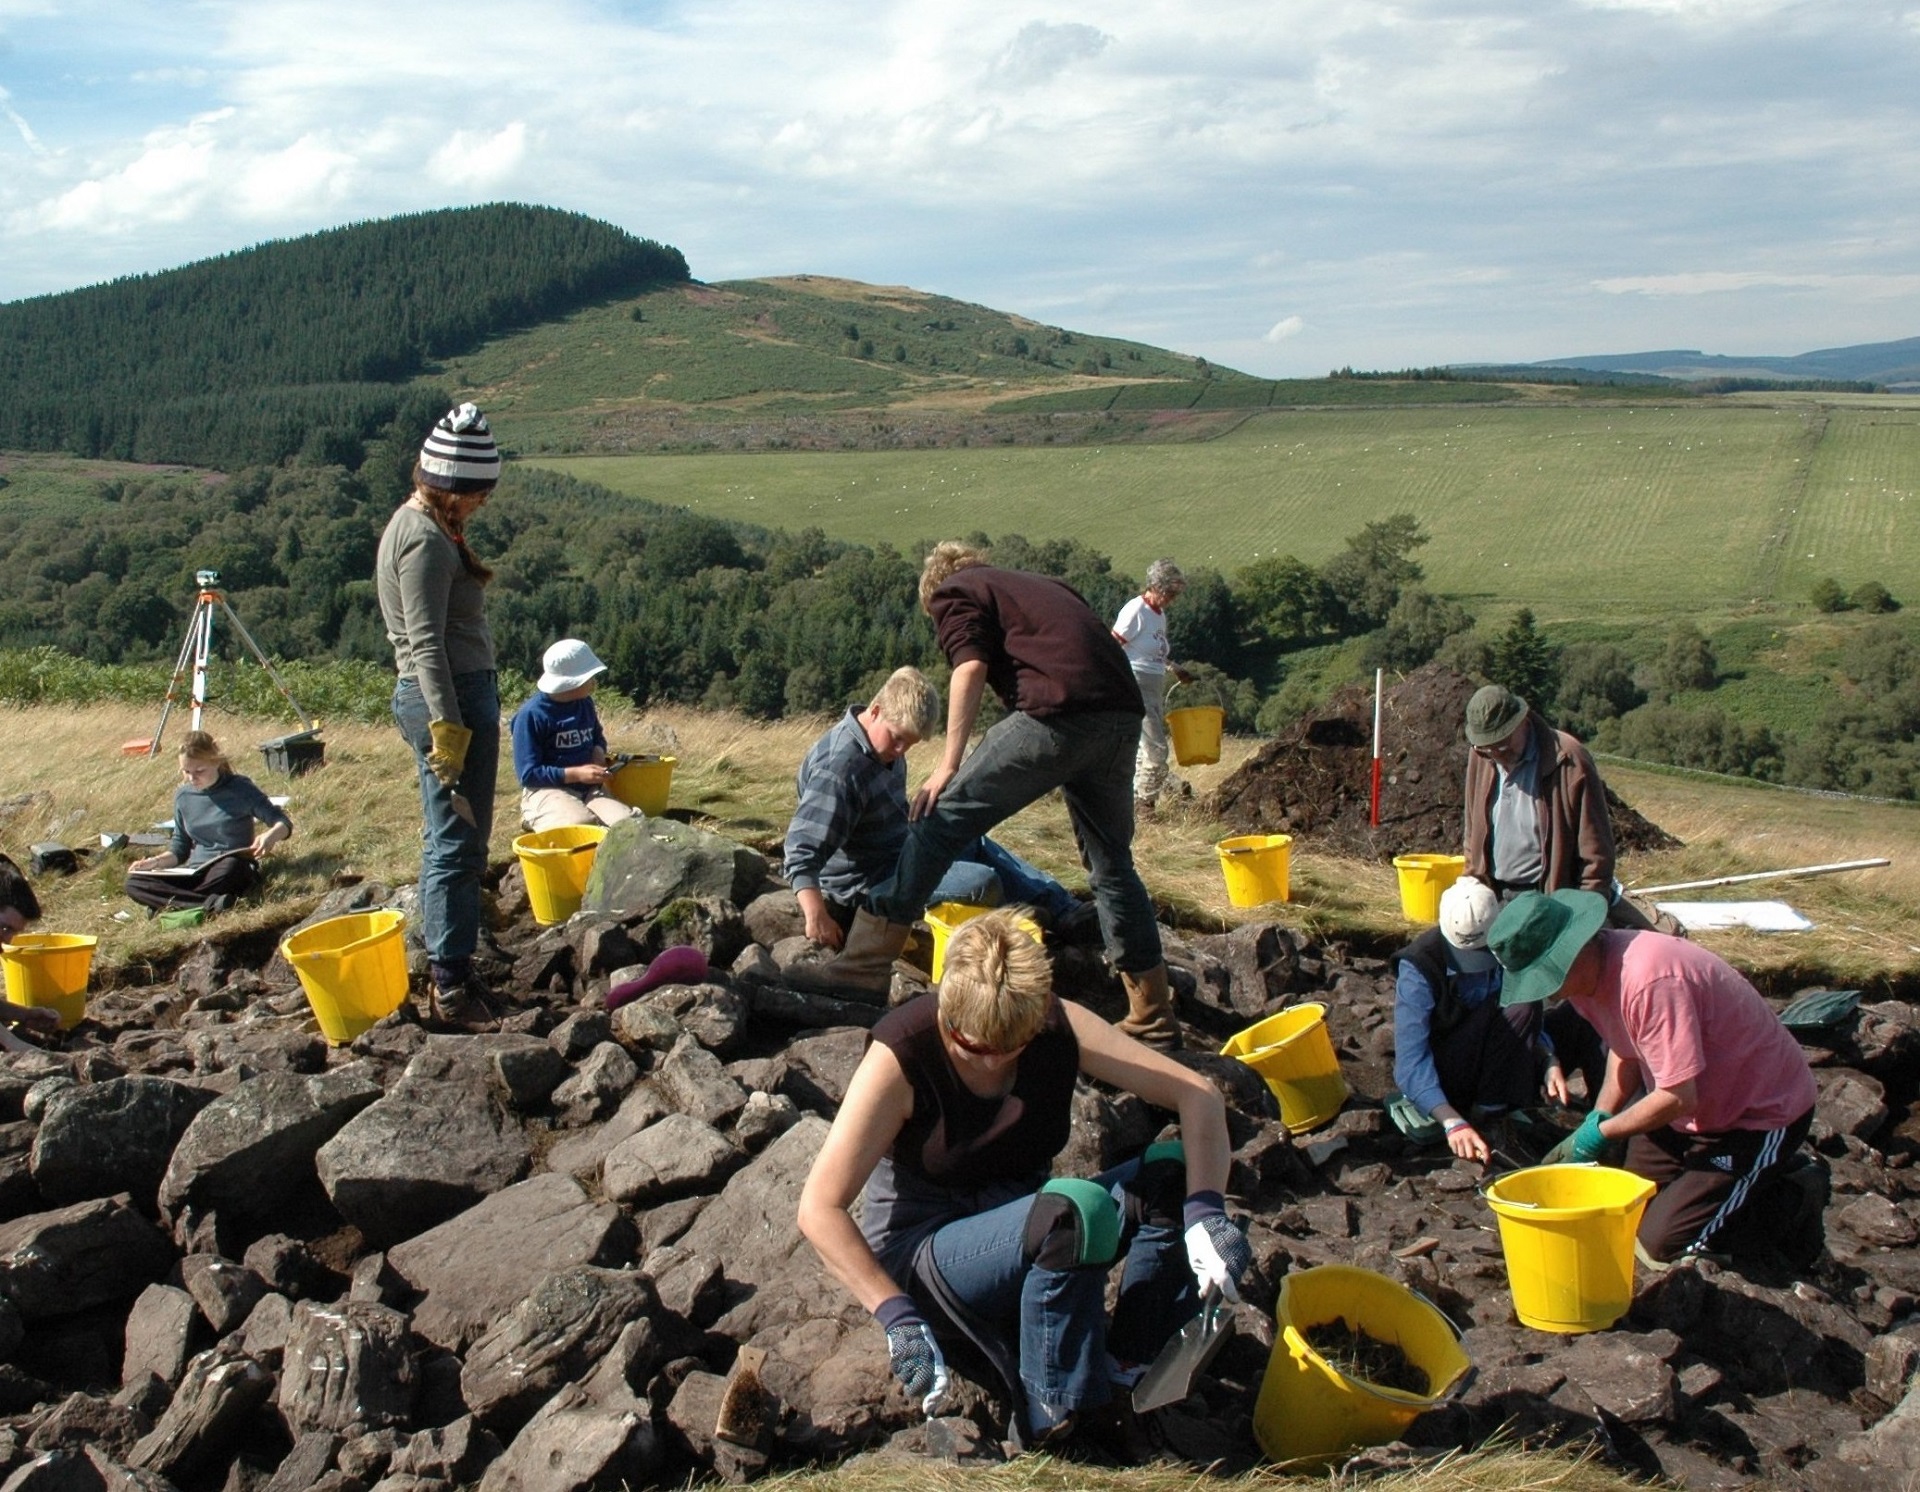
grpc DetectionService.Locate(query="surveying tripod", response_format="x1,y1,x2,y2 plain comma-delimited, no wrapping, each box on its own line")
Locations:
140,570,316,758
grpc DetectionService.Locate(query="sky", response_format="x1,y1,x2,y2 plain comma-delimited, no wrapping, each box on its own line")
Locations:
1,0,1915,379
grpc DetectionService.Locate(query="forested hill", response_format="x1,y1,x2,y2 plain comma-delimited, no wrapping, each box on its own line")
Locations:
0,205,688,470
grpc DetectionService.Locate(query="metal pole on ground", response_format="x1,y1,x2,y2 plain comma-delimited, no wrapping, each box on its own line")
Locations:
1633,859,1891,897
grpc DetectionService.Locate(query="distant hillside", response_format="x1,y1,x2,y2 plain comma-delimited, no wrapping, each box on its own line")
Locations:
0,205,688,469
1527,335,1920,388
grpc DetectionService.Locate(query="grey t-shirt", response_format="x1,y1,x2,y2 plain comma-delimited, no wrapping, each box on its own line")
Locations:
1490,735,1546,888
169,773,292,867
375,503,495,724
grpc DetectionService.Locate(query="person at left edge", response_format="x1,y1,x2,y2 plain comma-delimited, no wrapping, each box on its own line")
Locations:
375,402,503,1026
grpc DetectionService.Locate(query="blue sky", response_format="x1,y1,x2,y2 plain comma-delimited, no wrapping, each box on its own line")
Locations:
1,0,1914,378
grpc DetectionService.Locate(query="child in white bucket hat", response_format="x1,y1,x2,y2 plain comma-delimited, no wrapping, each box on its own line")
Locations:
510,638,638,832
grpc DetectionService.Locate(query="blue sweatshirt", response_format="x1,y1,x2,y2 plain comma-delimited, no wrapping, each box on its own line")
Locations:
511,693,607,790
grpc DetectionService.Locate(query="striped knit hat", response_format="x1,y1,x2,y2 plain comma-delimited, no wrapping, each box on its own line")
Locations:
418,403,501,492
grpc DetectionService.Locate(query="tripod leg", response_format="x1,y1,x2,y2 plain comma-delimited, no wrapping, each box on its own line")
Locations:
150,598,209,757
218,598,317,731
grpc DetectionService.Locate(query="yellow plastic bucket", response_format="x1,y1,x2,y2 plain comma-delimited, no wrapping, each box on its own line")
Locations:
1255,1264,1471,1466
1166,705,1225,766
1221,1002,1348,1132
924,902,1042,982
606,755,676,815
1393,853,1466,922
0,933,96,1030
1216,833,1291,906
513,824,608,926
1483,1164,1658,1333
281,910,408,1046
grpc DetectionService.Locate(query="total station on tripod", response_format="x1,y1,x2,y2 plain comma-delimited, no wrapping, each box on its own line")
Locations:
118,568,323,774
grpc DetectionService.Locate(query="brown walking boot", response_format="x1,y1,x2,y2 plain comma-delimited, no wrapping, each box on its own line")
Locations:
785,909,913,1005
1117,963,1181,1049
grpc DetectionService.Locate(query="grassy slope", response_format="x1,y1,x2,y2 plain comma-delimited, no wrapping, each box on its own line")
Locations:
529,401,1919,619
8,703,1913,991
424,276,1235,453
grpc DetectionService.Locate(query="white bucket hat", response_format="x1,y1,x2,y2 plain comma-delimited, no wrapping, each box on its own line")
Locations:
1438,874,1500,973
538,638,609,695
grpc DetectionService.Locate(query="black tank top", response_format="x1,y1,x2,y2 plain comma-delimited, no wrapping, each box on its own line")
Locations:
873,992,1078,1193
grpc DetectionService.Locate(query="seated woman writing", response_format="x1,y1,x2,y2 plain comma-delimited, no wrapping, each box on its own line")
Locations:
797,908,1250,1453
126,731,293,915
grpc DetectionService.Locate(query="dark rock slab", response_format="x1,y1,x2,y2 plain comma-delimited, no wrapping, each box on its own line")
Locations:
0,1196,177,1321
29,1077,214,1211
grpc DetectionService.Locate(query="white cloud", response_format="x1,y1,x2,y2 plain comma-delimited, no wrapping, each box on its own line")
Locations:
235,133,360,216
428,122,528,192
1265,315,1305,341
1596,271,1920,296
0,84,46,157
985,22,1110,90
36,109,232,230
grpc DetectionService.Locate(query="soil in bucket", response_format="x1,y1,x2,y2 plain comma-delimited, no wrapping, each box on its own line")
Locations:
606,754,676,816
1220,1002,1348,1132
1483,1163,1658,1333
1255,1263,1470,1466
513,825,608,926
0,933,96,1030
1393,852,1465,922
282,910,408,1045
1167,704,1225,766
1216,833,1291,906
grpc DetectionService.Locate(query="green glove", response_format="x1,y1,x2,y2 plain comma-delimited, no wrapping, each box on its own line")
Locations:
1569,1109,1613,1164
427,720,472,787
1543,1110,1611,1166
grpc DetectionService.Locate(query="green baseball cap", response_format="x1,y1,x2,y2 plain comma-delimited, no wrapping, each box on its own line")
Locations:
1489,889,1608,1006
1465,685,1528,747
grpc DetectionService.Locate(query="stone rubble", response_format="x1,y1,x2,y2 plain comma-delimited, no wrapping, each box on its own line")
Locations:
0,814,1912,1491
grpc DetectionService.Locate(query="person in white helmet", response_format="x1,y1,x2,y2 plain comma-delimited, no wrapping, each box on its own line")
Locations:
1389,874,1570,1163
510,637,638,832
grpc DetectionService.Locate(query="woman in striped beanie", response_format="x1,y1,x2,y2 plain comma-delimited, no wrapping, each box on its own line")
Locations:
374,403,504,1026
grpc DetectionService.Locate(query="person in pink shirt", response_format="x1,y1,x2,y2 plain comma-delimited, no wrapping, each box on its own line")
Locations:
1488,889,1817,1264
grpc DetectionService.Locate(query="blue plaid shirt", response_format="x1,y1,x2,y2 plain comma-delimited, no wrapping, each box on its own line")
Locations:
783,709,910,905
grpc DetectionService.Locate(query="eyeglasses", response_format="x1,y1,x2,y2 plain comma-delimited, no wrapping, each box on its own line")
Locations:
944,1021,1031,1059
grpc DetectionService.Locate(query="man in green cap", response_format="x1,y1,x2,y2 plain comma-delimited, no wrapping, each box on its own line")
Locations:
1488,889,1819,1265
1461,683,1657,930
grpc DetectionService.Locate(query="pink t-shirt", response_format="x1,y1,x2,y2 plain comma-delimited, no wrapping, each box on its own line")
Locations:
1568,931,1815,1135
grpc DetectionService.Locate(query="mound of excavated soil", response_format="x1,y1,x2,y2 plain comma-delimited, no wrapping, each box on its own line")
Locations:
1208,661,1677,862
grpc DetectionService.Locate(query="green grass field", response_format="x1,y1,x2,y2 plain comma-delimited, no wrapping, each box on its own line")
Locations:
527,400,1920,624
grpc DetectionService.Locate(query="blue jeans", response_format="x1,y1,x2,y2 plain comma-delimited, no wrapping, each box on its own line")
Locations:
392,672,499,974
927,838,1079,924
873,710,1161,972
921,1155,1193,1437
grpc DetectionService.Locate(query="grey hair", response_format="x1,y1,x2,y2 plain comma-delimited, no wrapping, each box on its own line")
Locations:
1146,559,1186,593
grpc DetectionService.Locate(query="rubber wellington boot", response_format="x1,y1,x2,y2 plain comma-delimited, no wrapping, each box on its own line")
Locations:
1117,964,1181,1049
787,909,912,1005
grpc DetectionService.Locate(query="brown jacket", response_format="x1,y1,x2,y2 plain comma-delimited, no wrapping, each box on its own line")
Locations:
1463,712,1616,895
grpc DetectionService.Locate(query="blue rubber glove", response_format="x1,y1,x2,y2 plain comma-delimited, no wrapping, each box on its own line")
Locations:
1182,1192,1252,1303
874,1294,950,1413
1568,1109,1613,1164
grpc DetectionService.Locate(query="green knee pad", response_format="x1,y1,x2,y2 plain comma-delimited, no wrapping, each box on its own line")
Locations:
1023,1178,1122,1270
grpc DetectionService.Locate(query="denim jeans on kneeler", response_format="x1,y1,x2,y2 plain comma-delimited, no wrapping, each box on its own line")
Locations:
873,709,1161,972
392,671,499,971
919,1155,1193,1436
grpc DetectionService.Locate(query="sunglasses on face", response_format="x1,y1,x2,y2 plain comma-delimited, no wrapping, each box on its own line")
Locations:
944,1021,1031,1058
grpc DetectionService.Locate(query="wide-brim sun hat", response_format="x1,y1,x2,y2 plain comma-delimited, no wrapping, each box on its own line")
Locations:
538,638,609,694
1489,889,1608,1006
1465,684,1528,748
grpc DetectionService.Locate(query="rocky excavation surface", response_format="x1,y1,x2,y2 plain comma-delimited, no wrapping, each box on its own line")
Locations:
0,812,1915,1492
1209,661,1678,862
